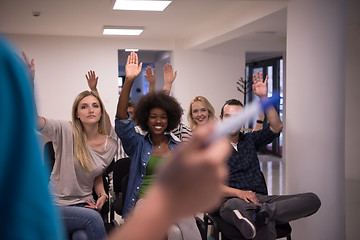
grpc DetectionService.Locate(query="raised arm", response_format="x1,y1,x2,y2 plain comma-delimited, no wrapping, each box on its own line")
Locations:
144,66,156,93
86,70,111,134
116,52,142,120
22,52,46,130
108,123,230,240
252,112,265,132
252,71,283,133
162,63,177,95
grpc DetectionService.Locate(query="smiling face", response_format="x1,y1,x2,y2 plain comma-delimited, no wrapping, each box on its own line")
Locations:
191,101,210,126
147,107,168,135
221,104,243,136
76,95,102,125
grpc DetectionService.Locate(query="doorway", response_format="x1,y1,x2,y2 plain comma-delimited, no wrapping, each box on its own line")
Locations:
246,57,283,156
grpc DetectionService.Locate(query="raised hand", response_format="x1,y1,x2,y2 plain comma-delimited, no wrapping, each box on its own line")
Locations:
144,66,156,85
125,52,142,81
22,51,35,81
86,70,98,92
163,63,177,85
252,71,268,99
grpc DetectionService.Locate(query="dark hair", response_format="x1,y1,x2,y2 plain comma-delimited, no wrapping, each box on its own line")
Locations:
134,90,183,132
128,100,135,108
220,99,243,117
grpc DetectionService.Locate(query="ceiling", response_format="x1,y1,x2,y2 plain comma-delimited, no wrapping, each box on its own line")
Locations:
0,0,287,51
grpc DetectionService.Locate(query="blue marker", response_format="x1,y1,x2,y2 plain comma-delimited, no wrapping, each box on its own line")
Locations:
207,93,280,145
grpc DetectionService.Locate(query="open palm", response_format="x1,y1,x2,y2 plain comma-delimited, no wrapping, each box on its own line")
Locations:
252,71,268,99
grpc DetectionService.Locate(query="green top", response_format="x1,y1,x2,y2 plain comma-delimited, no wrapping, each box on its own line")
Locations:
138,155,166,198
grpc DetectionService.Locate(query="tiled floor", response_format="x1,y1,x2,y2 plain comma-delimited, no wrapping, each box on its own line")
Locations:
258,153,285,195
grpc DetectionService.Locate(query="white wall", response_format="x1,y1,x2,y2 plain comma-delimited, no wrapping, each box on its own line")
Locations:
172,48,246,123
7,34,246,126
286,0,346,239
8,34,174,122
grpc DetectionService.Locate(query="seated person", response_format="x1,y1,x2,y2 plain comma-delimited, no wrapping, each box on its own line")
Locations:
218,72,321,240
115,52,202,240
25,53,117,240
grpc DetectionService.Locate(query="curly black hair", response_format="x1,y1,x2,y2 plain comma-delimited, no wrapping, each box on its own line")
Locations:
134,90,183,132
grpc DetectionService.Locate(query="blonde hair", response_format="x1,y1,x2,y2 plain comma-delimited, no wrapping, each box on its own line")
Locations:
71,91,106,171
187,96,216,129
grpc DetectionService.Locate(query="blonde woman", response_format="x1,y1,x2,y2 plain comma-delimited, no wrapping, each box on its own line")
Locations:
25,52,118,240
187,96,216,130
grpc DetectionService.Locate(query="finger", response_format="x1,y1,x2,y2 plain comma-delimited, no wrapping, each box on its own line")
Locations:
22,52,29,64
264,75,268,84
174,71,177,80
260,72,263,81
134,52,138,64
257,71,260,80
242,197,250,203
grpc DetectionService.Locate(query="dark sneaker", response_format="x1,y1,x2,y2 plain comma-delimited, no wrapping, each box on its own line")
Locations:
232,209,256,239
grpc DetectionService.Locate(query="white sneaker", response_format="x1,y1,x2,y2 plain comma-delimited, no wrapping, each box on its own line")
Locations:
232,209,256,239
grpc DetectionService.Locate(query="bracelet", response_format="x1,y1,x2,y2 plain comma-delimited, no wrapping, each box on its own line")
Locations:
98,193,108,201
256,120,264,124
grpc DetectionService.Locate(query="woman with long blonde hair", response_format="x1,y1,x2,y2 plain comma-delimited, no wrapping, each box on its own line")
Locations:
26,52,118,240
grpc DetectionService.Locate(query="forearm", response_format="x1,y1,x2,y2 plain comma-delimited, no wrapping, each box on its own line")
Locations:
148,82,155,93
31,80,46,130
222,185,240,198
265,106,283,133
116,78,134,119
93,175,106,196
253,112,265,132
162,83,172,96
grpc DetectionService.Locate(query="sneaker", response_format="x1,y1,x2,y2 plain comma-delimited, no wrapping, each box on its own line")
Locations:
232,209,256,239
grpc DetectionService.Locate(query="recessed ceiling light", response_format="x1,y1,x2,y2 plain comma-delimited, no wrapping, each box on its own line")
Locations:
113,0,172,11
103,26,144,36
125,49,139,52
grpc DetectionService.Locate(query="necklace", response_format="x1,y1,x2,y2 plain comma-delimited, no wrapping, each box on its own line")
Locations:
154,145,161,149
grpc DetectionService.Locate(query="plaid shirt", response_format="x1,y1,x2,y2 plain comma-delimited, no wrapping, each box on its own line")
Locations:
227,126,279,195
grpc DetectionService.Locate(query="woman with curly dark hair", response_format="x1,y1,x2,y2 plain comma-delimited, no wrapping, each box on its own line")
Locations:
134,90,183,134
115,52,202,240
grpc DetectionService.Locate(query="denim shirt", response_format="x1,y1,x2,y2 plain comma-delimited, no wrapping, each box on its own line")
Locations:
114,118,179,217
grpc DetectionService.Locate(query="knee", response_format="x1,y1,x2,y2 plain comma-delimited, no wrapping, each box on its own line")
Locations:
168,225,183,240
80,208,103,224
71,230,88,240
306,192,321,212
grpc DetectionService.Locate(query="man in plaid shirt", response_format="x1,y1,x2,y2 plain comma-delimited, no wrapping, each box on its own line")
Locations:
218,72,321,240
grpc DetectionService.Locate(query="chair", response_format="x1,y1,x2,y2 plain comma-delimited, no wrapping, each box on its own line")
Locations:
44,141,55,182
110,157,131,222
203,172,292,240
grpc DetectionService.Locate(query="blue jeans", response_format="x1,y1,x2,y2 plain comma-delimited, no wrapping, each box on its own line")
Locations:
59,205,106,240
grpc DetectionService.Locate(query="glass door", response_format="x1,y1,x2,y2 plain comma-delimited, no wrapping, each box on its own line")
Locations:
246,57,283,156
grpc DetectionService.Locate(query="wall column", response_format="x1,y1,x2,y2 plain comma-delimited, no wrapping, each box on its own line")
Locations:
285,0,346,239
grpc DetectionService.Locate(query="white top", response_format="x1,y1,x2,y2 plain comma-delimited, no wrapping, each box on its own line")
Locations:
41,119,118,206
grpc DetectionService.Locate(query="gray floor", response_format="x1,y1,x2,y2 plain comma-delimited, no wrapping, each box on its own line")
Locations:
113,154,360,240
259,154,360,240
